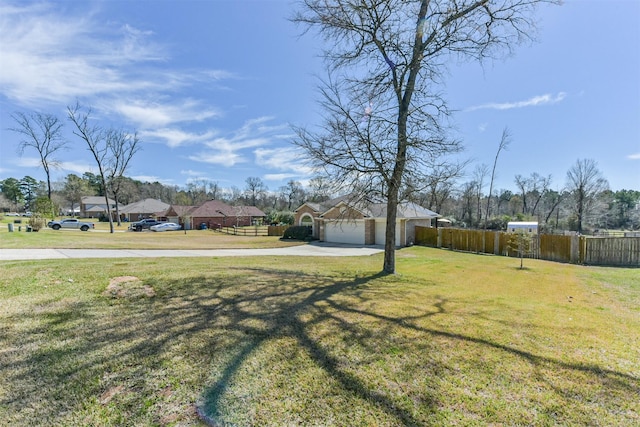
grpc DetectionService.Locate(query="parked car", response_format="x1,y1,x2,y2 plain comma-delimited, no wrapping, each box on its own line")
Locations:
129,218,164,231
150,222,181,232
48,218,95,231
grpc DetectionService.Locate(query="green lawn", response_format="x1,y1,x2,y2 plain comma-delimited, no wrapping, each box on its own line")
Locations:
1,247,638,426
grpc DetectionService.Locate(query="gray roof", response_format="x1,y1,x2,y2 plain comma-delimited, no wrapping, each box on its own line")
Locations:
368,202,440,219
298,194,440,219
120,199,170,214
81,196,115,205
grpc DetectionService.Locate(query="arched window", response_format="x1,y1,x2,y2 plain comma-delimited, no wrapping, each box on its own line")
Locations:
300,214,313,227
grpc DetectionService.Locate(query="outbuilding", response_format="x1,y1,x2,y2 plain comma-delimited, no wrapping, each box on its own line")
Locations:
507,221,538,234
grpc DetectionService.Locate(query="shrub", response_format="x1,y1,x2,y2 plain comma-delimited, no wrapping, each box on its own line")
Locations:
28,214,46,232
282,225,312,240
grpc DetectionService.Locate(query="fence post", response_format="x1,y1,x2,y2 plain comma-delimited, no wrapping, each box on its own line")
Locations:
570,235,580,264
494,232,500,255
437,228,442,248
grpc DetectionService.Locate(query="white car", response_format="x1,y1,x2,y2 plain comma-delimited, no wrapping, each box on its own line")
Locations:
150,222,181,232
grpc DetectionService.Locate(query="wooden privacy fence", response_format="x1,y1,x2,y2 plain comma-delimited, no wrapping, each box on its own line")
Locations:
415,227,639,267
584,237,640,266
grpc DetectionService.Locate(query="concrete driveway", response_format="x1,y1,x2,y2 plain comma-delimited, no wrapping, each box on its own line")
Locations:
0,242,384,261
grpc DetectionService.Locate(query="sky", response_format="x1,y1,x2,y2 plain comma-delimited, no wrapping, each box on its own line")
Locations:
0,0,638,196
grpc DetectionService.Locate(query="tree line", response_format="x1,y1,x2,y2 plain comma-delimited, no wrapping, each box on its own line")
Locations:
2,161,638,233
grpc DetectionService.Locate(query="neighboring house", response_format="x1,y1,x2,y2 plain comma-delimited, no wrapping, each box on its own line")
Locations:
164,200,266,230
80,196,116,218
164,204,197,230
119,198,170,222
294,195,440,246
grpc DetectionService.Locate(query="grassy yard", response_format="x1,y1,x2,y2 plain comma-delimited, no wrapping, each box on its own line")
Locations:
1,247,638,426
0,221,301,250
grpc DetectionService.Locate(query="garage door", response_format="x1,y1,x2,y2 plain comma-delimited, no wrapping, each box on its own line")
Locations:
375,221,401,246
324,220,365,245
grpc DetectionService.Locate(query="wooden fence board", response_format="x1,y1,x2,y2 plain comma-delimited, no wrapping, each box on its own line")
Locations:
584,237,640,266
415,227,638,267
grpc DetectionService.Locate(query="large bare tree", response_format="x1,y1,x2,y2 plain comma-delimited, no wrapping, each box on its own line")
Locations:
67,103,113,231
67,103,141,233
106,129,141,226
293,0,558,273
566,158,609,233
484,127,512,227
10,112,67,199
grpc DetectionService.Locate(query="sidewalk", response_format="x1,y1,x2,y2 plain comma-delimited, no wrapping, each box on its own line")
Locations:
0,243,384,261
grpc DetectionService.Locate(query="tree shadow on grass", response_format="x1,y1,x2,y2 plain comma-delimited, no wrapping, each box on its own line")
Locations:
1,264,638,426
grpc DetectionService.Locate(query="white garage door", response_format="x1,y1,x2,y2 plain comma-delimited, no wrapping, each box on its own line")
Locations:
375,221,401,246
324,220,365,245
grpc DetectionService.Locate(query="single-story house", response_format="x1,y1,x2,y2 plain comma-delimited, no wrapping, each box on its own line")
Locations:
294,195,440,246
119,198,170,222
164,200,266,230
164,205,197,230
80,196,116,218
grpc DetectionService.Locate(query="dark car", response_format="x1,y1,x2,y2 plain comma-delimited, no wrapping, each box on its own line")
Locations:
129,218,164,232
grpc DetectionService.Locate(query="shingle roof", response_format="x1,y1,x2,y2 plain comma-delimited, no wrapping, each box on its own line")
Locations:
120,199,170,214
81,196,115,205
306,195,440,219
188,200,238,217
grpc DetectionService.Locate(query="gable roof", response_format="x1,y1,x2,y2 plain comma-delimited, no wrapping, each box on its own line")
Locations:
297,195,440,220
120,198,170,214
81,196,115,205
368,202,440,219
188,200,234,217
164,201,266,218
234,206,267,217
165,205,198,217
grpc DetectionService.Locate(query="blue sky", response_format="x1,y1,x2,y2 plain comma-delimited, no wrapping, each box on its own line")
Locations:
0,0,638,195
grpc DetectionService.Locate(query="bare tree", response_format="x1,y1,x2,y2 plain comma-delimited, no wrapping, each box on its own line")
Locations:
484,127,511,227
473,164,489,228
514,174,530,215
566,158,609,233
67,103,114,231
280,180,305,210
293,0,558,273
423,162,467,215
10,112,67,199
459,181,477,226
244,177,267,207
106,129,141,226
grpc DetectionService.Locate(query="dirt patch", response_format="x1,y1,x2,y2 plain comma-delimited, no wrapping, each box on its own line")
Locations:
99,385,124,405
102,276,156,298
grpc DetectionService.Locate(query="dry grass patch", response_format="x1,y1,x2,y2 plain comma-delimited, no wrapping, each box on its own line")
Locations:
103,276,156,298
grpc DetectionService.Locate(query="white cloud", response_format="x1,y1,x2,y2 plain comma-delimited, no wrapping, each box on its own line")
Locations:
0,3,163,106
114,99,221,128
264,173,299,181
189,151,245,166
130,175,174,185
141,128,218,148
627,153,640,160
254,147,313,176
188,117,285,167
0,3,232,111
181,169,207,177
466,92,567,111
57,160,96,175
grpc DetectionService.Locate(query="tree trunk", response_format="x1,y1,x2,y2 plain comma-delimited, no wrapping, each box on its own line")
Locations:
383,191,399,274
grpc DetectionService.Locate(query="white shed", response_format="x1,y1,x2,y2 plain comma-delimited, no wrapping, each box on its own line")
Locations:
507,221,538,234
